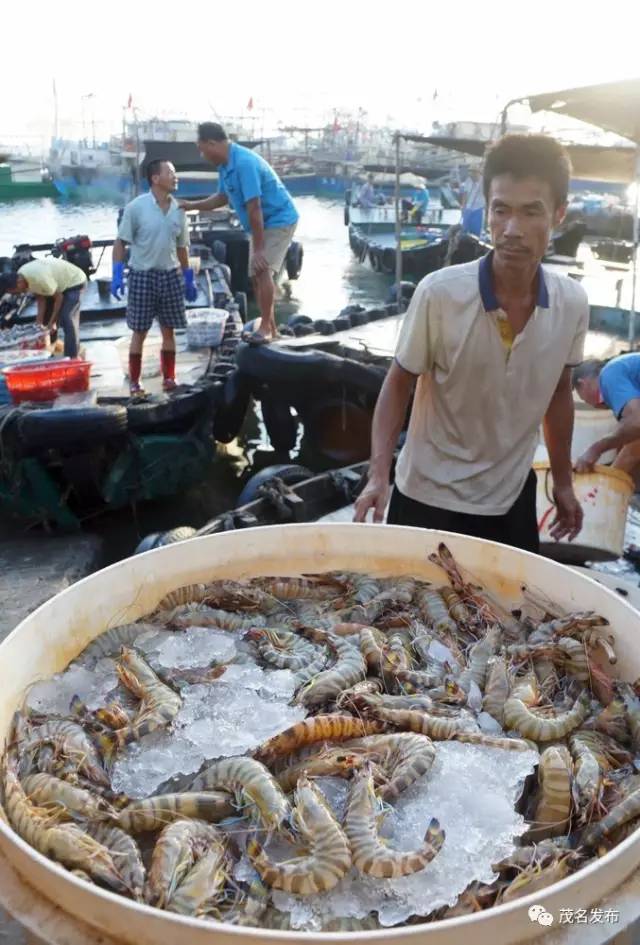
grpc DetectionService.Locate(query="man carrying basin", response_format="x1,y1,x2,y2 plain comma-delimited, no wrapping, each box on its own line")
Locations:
180,122,299,346
355,134,589,552
573,354,640,485
111,159,197,396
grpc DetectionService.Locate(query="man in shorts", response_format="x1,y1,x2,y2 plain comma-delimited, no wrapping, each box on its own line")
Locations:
181,123,299,345
111,160,196,394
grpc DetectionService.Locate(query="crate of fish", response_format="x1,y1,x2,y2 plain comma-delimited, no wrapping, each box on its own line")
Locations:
185,309,228,349
0,524,638,944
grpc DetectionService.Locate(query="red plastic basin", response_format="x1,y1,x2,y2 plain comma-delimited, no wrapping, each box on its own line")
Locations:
2,359,92,404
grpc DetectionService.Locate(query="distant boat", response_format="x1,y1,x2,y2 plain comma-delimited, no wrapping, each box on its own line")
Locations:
0,163,58,200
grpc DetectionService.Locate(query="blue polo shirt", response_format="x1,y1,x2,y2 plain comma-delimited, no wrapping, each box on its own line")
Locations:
217,143,299,232
600,353,640,419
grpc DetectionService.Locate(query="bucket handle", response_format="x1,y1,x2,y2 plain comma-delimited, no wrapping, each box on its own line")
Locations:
544,468,555,506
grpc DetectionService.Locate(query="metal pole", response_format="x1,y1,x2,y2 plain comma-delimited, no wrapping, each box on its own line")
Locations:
394,133,403,311
627,144,640,350
134,111,141,196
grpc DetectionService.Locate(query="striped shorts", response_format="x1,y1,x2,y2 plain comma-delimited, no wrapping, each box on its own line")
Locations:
126,268,186,332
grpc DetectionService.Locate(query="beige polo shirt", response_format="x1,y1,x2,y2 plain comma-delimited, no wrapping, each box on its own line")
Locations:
394,253,589,516
18,258,86,296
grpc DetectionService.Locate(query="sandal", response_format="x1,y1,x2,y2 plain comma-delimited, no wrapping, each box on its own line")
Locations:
243,331,273,346
162,378,178,392
129,382,146,397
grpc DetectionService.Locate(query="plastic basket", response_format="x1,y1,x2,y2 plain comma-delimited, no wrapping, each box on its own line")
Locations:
185,309,228,349
2,359,92,404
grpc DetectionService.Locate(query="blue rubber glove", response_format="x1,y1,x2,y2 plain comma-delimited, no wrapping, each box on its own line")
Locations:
183,267,197,302
111,262,125,300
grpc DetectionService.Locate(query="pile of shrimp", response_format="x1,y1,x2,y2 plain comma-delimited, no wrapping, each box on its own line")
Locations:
2,541,639,929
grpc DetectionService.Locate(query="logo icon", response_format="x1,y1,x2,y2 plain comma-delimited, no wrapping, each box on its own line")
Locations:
529,904,554,926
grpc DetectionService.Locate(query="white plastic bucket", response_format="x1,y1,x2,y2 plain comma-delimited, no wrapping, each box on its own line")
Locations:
2,524,640,945
535,404,619,466
572,403,619,464
535,461,633,562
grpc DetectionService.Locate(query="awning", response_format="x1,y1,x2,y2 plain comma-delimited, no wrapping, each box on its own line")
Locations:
524,78,640,145
421,136,637,184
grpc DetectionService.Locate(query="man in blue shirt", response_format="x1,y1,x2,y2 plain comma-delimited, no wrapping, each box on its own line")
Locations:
573,354,640,478
181,123,299,344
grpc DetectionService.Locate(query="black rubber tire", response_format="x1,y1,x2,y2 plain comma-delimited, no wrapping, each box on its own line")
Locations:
212,240,227,264
234,291,248,320
287,314,313,329
366,307,387,321
369,249,382,272
236,463,312,507
126,388,210,435
344,206,350,226
261,397,299,452
236,342,383,396
315,319,337,335
18,405,128,450
350,311,369,327
212,368,252,443
333,315,351,331
381,249,395,274
386,281,417,306
293,323,315,337
285,241,304,280
339,304,365,316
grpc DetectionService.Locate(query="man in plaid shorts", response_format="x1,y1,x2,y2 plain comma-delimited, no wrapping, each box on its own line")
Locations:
111,160,197,394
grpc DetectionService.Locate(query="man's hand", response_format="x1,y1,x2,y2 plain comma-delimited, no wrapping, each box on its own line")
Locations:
178,200,192,211
574,444,603,474
353,476,390,523
111,262,125,300
183,267,198,302
549,484,583,542
251,250,270,277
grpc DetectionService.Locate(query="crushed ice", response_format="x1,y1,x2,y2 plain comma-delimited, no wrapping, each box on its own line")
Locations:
271,742,538,928
26,661,119,715
156,626,237,668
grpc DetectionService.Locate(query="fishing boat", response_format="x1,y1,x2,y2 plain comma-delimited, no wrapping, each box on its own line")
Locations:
0,163,58,200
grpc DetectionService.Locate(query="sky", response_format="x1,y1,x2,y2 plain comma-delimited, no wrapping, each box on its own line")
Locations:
3,0,640,151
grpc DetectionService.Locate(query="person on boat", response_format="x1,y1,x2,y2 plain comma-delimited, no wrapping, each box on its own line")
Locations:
572,355,640,482
111,159,195,395
410,182,430,224
354,133,589,552
180,122,299,346
460,166,485,236
357,174,377,209
0,257,86,358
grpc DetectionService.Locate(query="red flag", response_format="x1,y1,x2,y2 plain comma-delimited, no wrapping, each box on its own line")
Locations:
127,93,133,109
247,97,254,111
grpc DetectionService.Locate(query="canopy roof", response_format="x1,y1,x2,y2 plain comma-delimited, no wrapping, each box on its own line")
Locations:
422,136,637,184
524,78,640,145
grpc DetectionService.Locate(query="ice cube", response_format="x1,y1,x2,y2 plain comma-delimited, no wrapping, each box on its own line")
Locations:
156,627,236,669
26,663,119,716
111,731,204,798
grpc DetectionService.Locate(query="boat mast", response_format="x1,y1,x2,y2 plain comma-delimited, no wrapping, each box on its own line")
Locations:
394,131,403,312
